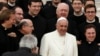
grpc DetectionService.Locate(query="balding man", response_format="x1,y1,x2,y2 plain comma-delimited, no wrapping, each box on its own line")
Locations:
16,19,34,39
40,17,78,56
14,19,34,50
2,34,40,56
56,3,69,18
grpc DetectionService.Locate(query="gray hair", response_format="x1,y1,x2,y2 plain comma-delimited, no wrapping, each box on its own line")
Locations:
19,34,37,49
17,19,32,29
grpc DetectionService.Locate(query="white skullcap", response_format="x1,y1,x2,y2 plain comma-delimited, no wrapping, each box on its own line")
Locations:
57,17,67,23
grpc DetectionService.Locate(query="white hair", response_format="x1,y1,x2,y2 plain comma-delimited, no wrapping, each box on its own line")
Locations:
19,34,37,49
57,17,68,23
56,3,69,12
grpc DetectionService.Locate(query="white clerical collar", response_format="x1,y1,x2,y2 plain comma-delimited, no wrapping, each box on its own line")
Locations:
86,19,95,23
8,2,15,6
32,16,35,18
74,11,83,16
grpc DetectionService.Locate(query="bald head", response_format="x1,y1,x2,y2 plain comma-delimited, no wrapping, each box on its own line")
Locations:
56,3,69,18
20,19,32,24
18,19,34,34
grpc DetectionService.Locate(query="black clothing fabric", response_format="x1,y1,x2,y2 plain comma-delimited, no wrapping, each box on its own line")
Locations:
13,30,24,51
16,0,29,12
79,21,100,42
95,16,99,23
2,47,41,56
0,25,10,56
46,17,57,33
78,41,99,56
7,25,18,51
69,14,86,26
40,3,57,20
95,50,100,56
24,13,47,47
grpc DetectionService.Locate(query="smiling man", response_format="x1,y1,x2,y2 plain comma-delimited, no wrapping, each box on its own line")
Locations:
40,17,78,56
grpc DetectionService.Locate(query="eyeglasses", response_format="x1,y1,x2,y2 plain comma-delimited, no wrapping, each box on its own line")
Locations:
86,11,96,13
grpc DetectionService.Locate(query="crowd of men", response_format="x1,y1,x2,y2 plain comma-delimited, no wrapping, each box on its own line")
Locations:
0,0,100,56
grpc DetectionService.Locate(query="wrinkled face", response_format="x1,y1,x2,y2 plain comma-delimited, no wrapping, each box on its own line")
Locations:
28,2,42,16
5,14,16,28
15,8,23,22
85,28,96,42
56,6,69,18
22,21,34,34
56,20,68,36
72,0,83,13
85,7,96,21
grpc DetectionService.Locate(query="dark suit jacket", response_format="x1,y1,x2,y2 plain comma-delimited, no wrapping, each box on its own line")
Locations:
2,47,41,56
95,50,100,56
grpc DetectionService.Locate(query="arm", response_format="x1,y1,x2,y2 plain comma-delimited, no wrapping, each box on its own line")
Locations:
73,36,78,56
40,35,49,56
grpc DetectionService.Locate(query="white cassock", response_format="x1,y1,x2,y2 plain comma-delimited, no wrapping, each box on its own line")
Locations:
40,30,78,56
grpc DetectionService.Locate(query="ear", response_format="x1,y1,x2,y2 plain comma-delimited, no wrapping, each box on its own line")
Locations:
21,25,26,30
28,5,30,10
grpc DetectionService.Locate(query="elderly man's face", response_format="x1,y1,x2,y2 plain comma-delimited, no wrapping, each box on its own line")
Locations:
56,4,69,18
22,21,34,34
56,20,68,36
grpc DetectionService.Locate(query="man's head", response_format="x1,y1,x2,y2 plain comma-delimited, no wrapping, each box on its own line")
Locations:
0,2,8,14
14,7,24,23
84,0,95,6
0,9,16,28
84,24,96,42
28,0,42,16
56,17,68,36
52,0,61,7
19,34,37,49
84,4,96,21
72,0,83,13
17,19,34,34
56,3,69,18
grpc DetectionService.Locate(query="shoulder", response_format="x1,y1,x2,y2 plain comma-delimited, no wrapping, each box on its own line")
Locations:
2,52,13,56
66,33,76,39
42,31,56,40
43,31,55,37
